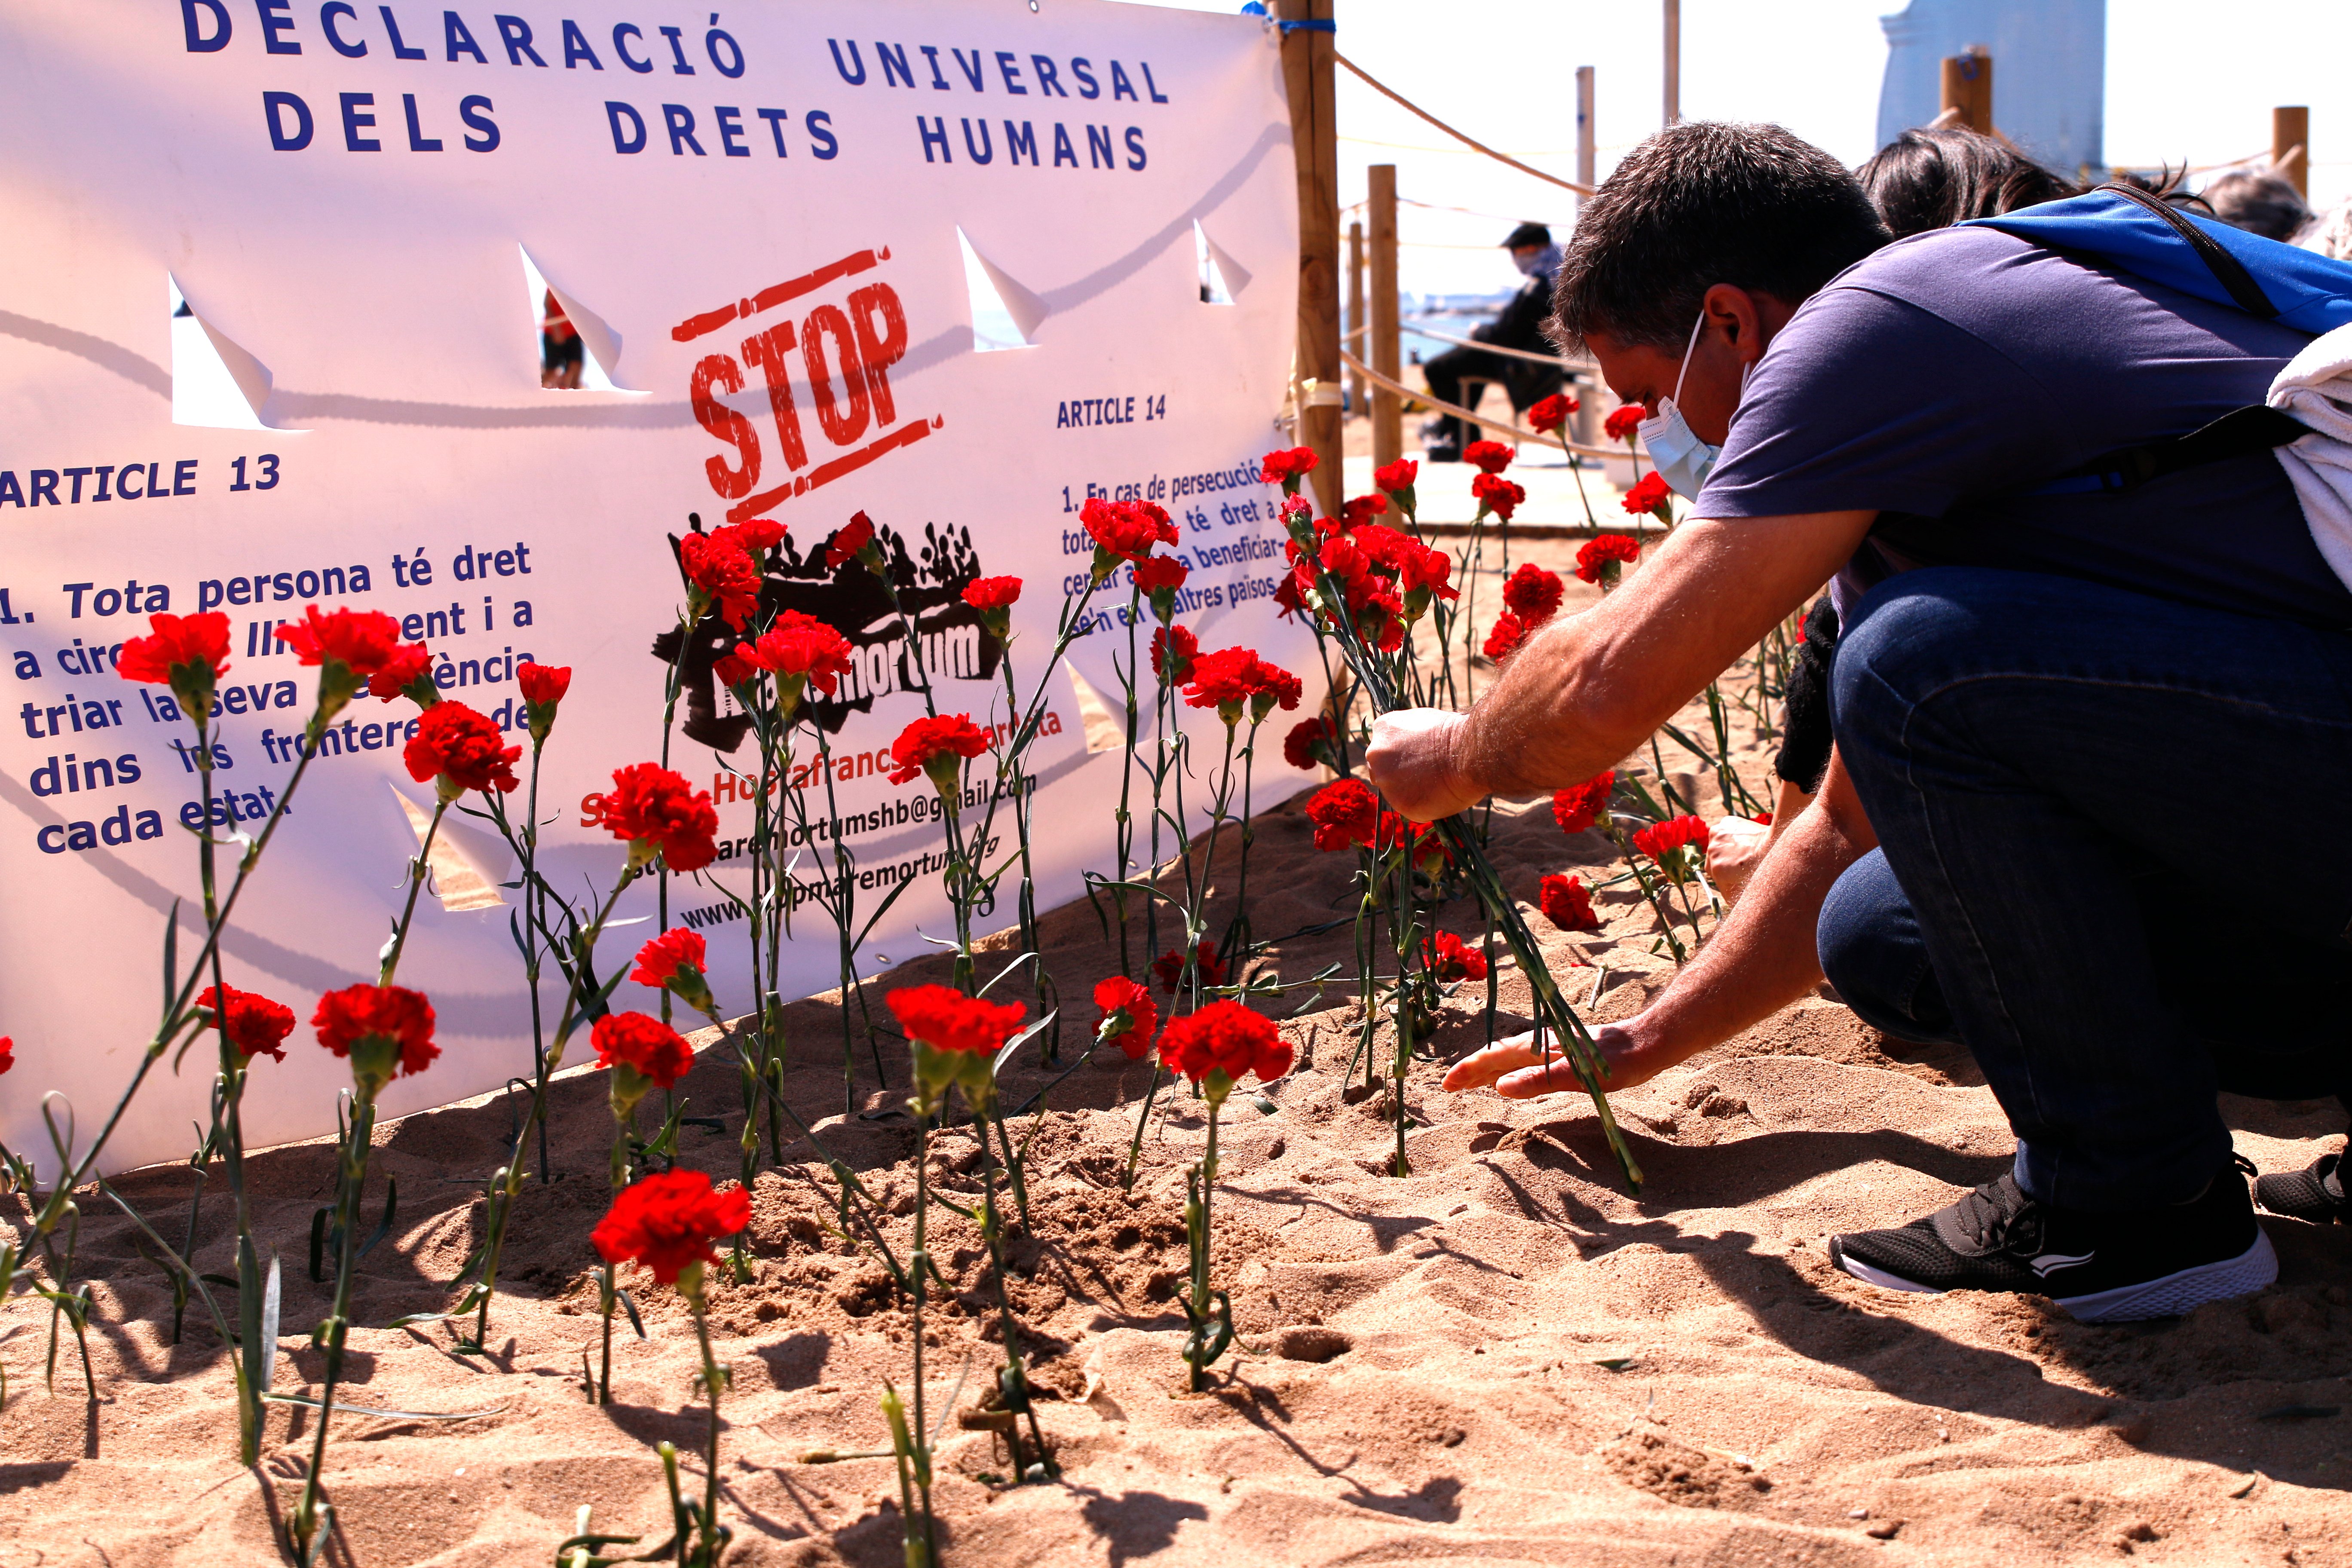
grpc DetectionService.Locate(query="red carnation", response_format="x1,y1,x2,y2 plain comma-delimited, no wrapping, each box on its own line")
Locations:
1156,999,1291,1099
887,983,1026,1056
592,1168,751,1289
1259,446,1320,490
1305,777,1379,852
962,575,1023,640
1152,623,1200,685
1632,813,1711,861
1465,439,1515,475
678,530,761,631
1576,533,1645,587
1471,472,1525,522
1082,498,1180,580
1605,404,1645,442
1152,939,1227,995
1527,392,1578,435
369,642,437,706
1423,931,1488,984
825,511,878,570
0,1037,11,1076
516,660,570,706
713,518,784,559
591,762,719,872
1622,472,1675,524
885,712,992,800
1093,975,1159,1060
1133,554,1189,619
1283,716,1338,771
1339,493,1388,531
1482,611,1528,663
1502,563,1565,625
1182,646,1262,723
1372,457,1418,493
631,927,715,1015
961,575,1022,612
1540,873,1602,932
712,646,759,689
1551,771,1616,836
593,1010,695,1091
1246,657,1303,722
312,983,437,1093
748,611,855,704
516,660,570,743
404,700,521,800
117,611,232,713
1396,542,1457,606
197,983,297,1066
276,606,402,677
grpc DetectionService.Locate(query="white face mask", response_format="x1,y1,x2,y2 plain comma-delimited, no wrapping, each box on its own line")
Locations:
1636,310,1752,501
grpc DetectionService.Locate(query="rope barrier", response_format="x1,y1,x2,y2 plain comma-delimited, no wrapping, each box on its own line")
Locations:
1334,53,1594,197
1341,347,1629,462
1403,322,1594,370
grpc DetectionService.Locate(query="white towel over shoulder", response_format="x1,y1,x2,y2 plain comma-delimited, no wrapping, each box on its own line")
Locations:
2269,322,2352,595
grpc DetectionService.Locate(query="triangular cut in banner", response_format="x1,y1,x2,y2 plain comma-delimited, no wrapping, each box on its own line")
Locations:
1194,220,1248,304
519,245,639,392
958,227,1044,352
169,274,276,429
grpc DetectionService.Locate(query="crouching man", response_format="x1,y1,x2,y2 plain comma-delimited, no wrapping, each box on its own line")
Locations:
1368,122,2352,1322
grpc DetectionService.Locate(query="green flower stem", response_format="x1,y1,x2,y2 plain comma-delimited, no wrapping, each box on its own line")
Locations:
290,1091,377,1561
378,797,451,987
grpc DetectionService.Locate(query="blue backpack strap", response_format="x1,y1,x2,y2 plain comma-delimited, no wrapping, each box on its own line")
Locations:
1963,185,2352,337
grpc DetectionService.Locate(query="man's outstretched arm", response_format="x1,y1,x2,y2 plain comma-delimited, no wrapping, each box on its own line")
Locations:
1445,748,1880,1098
1366,509,1876,821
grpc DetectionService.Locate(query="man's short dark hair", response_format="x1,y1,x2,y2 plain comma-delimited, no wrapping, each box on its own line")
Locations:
1551,122,1890,353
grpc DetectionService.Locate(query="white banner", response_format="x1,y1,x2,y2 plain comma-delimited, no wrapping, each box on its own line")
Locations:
0,0,1308,1175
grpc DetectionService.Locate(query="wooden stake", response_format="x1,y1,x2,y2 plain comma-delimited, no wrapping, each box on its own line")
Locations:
2274,105,2310,198
1280,0,1341,519
1369,163,1402,471
1347,219,1365,417
1576,66,1597,196
1662,0,1679,126
1939,47,1992,135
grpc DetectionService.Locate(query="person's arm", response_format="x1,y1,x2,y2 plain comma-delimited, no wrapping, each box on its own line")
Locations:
1368,509,1877,820
1444,746,1878,1097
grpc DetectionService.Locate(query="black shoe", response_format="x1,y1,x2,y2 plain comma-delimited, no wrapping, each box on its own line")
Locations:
1828,1167,2276,1324
1424,444,1462,464
2255,1150,2349,1225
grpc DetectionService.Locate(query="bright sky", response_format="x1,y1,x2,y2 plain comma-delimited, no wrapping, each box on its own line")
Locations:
1117,0,2352,297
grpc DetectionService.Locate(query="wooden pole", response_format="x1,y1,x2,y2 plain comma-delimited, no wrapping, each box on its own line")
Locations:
2274,105,2310,198
1661,0,1679,126
1279,0,1341,519
1369,163,1401,470
1939,47,1992,135
1347,220,1365,417
1576,66,1597,196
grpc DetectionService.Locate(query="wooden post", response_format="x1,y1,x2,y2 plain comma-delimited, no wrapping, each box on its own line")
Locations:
1576,66,1597,196
1661,0,1679,126
1939,47,1992,134
1347,219,1365,417
1369,164,1401,469
2275,105,2310,198
1279,0,1341,519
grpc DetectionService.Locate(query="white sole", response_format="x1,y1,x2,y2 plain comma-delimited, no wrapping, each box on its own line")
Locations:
1834,1230,2279,1323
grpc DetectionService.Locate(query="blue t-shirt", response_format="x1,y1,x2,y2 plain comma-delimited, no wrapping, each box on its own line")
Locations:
1699,224,2352,628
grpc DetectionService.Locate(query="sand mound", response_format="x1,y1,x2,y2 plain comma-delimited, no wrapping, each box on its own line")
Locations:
9,552,2352,1567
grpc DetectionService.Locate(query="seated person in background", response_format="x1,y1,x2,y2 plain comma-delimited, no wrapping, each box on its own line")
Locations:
2202,169,2315,244
542,290,583,389
1371,121,2352,1323
1712,126,2080,900
1421,221,1568,461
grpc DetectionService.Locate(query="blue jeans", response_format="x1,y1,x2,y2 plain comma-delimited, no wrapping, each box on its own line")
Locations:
1820,568,2352,1210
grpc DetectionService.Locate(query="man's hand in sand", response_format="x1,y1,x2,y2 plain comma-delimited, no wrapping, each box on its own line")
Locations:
1366,709,1484,822
1442,1018,1677,1098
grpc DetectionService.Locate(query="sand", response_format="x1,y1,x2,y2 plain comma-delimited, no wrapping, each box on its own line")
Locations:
8,540,2352,1568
